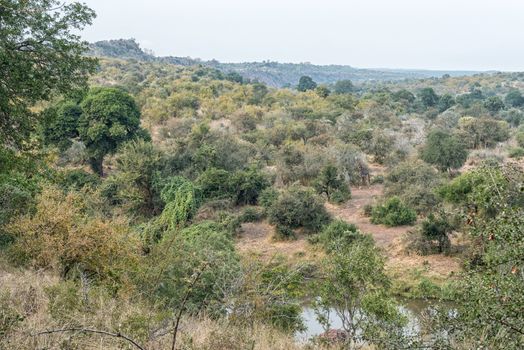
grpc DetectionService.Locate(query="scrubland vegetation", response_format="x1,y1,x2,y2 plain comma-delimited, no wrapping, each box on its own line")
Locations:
1,1,524,349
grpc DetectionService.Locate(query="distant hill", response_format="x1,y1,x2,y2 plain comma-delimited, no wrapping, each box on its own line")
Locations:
89,39,483,87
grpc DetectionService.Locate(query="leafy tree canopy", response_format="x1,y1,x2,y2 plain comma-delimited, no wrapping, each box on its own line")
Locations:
0,0,97,148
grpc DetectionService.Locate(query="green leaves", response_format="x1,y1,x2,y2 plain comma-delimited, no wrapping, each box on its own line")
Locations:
420,129,468,172
78,87,144,175
0,0,97,147
371,196,417,226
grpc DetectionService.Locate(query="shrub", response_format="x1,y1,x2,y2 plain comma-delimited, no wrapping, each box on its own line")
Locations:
268,186,330,235
258,187,279,209
57,169,100,190
516,131,524,148
160,176,200,230
0,172,38,231
196,168,234,200
316,220,364,250
231,166,270,205
371,197,417,226
508,147,524,159
420,130,468,172
420,213,453,253
313,164,351,203
6,187,140,283
240,207,265,223
147,221,240,314
384,160,443,213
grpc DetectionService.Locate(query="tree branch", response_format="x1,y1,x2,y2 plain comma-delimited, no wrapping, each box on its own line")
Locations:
34,327,146,350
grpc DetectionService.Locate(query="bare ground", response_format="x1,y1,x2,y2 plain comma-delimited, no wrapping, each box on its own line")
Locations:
236,222,324,263
326,184,461,278
236,183,461,280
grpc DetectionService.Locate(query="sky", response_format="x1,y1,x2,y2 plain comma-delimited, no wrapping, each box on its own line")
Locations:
80,0,524,71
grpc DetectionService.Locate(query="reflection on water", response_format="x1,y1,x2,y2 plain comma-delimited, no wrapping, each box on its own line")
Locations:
296,298,442,343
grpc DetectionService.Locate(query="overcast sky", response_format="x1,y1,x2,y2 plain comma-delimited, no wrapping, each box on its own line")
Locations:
80,0,524,71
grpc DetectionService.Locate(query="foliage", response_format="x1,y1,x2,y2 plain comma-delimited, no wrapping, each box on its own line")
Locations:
196,168,234,200
231,166,270,205
457,116,510,149
313,164,351,203
420,213,453,253
108,139,164,217
0,0,97,148
297,76,317,92
146,221,240,314
484,96,505,114
384,160,443,213
420,129,468,172
267,186,330,236
434,164,524,348
315,219,364,251
56,169,100,191
371,196,417,226
159,176,200,230
41,101,83,151
5,187,139,284
505,89,524,107
314,238,409,347
333,79,354,94
228,260,306,332
79,87,146,175
516,130,524,148
418,87,439,108
0,173,39,246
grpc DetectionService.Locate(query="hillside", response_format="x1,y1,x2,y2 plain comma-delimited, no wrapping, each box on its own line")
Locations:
89,39,482,87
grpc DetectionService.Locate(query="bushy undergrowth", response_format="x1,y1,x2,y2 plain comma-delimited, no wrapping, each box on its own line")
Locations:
371,196,417,226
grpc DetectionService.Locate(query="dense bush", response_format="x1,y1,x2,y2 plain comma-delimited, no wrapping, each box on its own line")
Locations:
420,130,468,172
6,187,140,283
267,186,330,237
315,219,364,251
146,221,240,314
313,164,351,203
384,160,443,213
371,197,417,226
419,213,454,253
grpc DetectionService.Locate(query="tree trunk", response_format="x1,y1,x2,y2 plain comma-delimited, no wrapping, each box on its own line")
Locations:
89,156,104,177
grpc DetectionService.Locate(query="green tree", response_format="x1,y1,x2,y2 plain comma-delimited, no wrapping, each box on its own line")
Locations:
420,213,453,253
517,130,524,148
78,87,145,175
418,88,439,108
371,196,417,226
435,165,524,348
268,186,330,237
41,101,82,151
384,160,443,213
314,164,351,203
314,238,408,347
420,130,468,172
315,85,331,98
109,139,164,216
297,76,317,92
437,93,455,112
231,167,270,205
333,79,354,94
0,0,97,148
457,117,510,149
505,90,524,107
484,96,505,114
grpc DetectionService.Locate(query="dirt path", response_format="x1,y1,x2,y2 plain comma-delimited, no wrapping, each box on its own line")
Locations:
235,182,460,278
325,184,411,248
326,184,461,278
235,222,324,263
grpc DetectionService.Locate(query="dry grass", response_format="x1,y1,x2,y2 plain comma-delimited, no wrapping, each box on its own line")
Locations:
235,221,325,264
0,265,310,350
